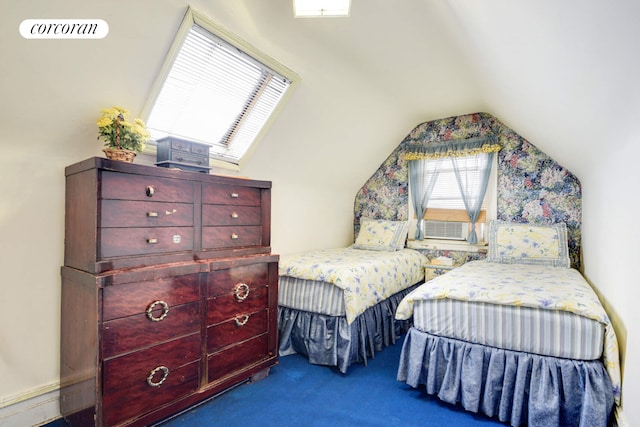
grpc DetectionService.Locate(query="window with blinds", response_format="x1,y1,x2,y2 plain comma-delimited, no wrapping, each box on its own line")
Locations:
418,155,495,242
426,156,488,211
143,8,298,168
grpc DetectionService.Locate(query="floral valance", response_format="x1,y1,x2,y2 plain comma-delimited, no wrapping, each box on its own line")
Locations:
401,135,500,160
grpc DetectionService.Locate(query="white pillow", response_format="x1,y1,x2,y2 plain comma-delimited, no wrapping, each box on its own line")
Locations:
352,218,409,251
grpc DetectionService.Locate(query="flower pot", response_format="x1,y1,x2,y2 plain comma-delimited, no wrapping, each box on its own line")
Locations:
103,147,137,163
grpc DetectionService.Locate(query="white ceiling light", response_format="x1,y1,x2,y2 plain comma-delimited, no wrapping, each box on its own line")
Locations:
294,0,351,17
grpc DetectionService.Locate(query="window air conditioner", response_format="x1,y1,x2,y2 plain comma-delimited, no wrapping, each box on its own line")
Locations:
423,221,468,241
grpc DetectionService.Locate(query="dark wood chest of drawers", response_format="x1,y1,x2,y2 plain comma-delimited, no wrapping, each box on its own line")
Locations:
60,158,278,426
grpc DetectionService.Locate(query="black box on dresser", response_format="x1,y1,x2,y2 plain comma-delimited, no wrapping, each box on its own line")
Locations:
60,157,279,427
155,136,211,173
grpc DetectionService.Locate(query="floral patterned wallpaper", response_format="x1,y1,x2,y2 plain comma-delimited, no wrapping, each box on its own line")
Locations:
354,112,582,269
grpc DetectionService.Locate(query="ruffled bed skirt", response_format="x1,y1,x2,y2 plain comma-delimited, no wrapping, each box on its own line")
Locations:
278,284,420,373
397,328,614,427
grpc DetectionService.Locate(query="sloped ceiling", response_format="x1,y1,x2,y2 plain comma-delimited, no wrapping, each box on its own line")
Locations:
3,0,638,175
2,0,638,241
2,0,637,252
442,0,640,177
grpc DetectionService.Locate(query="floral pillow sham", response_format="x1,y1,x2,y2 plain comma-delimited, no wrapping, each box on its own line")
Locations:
486,220,570,268
352,217,408,251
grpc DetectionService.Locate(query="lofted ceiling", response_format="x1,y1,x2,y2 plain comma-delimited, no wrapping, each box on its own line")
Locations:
2,0,639,185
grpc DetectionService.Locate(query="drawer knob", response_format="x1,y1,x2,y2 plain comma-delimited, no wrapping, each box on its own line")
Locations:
230,233,239,240
146,300,170,322
146,365,170,387
231,212,239,219
230,192,239,198
146,185,155,197
147,212,159,217
234,315,250,327
147,238,158,244
234,283,250,301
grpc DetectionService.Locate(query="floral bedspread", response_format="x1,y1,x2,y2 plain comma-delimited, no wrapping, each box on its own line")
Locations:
395,260,621,405
279,247,426,324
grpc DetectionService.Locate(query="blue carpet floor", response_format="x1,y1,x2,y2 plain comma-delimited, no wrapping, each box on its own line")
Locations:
48,338,505,426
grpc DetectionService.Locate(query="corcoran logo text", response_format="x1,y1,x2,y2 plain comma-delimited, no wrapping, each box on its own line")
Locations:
20,19,109,39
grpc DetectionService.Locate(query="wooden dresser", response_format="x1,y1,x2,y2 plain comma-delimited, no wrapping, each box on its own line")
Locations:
60,157,279,426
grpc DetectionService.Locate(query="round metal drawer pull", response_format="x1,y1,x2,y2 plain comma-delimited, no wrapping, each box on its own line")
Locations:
147,238,158,244
146,185,155,197
230,233,239,240
234,315,250,327
146,366,169,387
230,192,239,198
146,300,169,322
234,283,250,301
231,212,239,218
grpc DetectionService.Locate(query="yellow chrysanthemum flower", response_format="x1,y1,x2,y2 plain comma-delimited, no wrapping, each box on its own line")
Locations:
96,105,149,153
96,117,112,128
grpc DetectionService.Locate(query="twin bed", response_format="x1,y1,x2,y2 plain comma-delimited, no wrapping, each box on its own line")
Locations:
277,218,426,373
277,219,620,426
277,246,426,373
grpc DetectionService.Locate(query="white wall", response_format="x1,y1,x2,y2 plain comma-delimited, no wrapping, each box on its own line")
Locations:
581,133,640,425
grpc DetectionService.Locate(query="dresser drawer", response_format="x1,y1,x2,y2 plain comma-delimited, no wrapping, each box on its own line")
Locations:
103,334,200,427
103,274,200,321
101,171,195,203
103,301,200,358
156,137,210,165
207,308,268,353
207,263,269,297
207,286,268,325
101,200,194,228
167,150,208,167
203,183,261,206
202,225,261,249
189,143,209,156
202,205,261,227
100,227,194,258
207,334,269,383
162,138,192,152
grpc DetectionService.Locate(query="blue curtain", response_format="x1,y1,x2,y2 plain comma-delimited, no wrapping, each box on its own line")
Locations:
451,152,495,244
404,136,500,243
409,158,442,240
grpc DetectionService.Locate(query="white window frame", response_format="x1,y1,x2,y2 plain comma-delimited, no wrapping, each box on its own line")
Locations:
141,7,300,170
408,155,497,245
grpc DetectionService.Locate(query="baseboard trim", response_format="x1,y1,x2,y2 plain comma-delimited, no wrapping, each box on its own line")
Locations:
0,386,61,427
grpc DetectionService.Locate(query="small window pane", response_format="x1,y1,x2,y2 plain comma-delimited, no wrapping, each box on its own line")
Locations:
426,156,489,210
144,9,297,166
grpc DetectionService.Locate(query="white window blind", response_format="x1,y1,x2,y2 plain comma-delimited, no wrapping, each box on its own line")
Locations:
145,11,295,166
426,156,489,210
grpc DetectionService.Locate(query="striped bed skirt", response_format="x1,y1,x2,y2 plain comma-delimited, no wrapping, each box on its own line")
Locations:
278,282,421,373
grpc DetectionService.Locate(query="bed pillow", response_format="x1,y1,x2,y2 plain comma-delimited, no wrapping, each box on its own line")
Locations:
486,220,570,268
352,218,408,251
